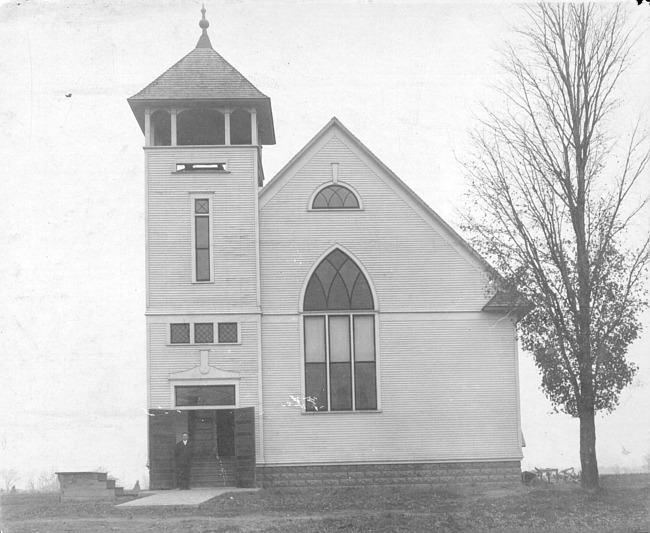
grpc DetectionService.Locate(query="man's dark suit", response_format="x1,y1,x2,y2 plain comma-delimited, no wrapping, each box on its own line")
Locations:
174,439,193,489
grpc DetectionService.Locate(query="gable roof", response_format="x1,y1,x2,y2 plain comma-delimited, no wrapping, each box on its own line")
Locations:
260,117,530,319
127,21,275,144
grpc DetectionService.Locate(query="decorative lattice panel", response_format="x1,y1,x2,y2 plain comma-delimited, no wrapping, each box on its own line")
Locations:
218,322,238,343
194,323,214,344
170,323,190,344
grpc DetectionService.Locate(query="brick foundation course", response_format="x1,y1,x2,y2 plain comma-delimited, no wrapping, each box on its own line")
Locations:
257,461,521,488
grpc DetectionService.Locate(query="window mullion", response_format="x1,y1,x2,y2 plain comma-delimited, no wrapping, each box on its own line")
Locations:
325,314,331,412
350,314,356,411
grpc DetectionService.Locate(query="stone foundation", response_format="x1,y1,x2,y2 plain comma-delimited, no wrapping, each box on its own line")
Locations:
257,461,521,488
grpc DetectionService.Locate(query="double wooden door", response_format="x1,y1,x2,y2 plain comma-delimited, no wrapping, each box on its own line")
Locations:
148,407,255,489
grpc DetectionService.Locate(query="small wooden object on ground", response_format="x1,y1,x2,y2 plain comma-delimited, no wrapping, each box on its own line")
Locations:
534,467,559,483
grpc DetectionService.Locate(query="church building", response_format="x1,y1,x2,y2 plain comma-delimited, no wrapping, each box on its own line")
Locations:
127,8,527,489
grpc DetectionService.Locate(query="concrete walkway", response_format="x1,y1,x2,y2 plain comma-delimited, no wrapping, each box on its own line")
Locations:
117,487,259,507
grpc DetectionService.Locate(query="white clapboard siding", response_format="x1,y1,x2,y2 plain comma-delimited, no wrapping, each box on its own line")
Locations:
258,128,520,464
148,320,260,408
149,319,262,456
146,147,258,313
259,134,488,314
261,313,520,464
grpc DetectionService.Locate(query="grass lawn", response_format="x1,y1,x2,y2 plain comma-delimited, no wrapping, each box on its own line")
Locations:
1,474,648,532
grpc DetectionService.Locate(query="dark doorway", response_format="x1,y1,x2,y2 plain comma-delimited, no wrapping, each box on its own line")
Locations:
189,410,235,458
187,408,256,487
148,407,255,489
188,410,236,487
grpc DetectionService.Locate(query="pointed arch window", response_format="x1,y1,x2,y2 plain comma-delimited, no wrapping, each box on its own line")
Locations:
303,249,377,412
312,185,360,209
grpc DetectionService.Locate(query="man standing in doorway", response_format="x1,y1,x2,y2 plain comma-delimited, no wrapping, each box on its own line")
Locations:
174,432,193,489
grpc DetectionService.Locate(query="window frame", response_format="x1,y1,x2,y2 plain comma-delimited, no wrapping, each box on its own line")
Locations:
167,321,241,346
300,247,380,414
170,380,240,410
170,323,191,344
190,193,214,283
308,181,363,211
194,322,214,344
303,311,378,413
218,322,239,344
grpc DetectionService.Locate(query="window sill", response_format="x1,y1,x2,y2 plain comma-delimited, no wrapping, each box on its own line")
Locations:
174,405,238,410
172,170,231,175
168,342,241,347
307,208,364,212
301,410,382,415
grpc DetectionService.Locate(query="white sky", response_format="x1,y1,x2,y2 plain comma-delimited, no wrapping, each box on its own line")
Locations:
1,0,649,489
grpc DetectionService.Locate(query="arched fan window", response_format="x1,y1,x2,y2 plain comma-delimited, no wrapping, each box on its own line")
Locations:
303,249,377,412
312,185,360,209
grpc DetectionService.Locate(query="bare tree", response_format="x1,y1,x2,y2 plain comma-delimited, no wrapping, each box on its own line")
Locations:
37,470,59,492
462,4,650,490
0,468,20,492
25,470,58,492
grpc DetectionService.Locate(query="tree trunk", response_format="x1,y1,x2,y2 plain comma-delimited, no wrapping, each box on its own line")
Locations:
579,407,599,490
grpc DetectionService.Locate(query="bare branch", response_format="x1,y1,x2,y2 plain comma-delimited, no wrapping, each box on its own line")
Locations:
461,3,649,489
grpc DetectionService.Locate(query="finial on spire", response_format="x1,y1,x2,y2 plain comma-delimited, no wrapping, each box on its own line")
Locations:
199,4,209,32
196,4,213,49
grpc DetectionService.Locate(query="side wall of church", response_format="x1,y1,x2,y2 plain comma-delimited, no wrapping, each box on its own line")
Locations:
258,129,522,466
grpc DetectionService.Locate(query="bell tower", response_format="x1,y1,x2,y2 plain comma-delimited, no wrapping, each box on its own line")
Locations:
128,6,274,489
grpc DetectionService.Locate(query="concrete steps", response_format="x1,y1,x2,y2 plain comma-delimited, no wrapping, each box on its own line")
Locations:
190,458,237,487
55,472,126,501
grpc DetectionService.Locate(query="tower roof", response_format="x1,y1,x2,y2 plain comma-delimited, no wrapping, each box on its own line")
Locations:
127,6,275,144
128,47,269,102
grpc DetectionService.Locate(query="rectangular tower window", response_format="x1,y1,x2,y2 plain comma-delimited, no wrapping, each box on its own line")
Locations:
176,162,227,172
194,198,212,282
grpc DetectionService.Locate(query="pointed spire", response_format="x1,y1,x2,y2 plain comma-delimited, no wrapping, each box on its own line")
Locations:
196,4,213,49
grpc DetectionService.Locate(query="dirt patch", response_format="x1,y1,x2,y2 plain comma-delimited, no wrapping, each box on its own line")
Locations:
2,476,649,533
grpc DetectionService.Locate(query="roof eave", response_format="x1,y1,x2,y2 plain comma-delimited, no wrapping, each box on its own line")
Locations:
126,96,276,145
260,118,534,315
482,293,533,321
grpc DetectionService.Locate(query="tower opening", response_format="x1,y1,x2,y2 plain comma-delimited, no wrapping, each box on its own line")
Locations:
230,108,252,145
151,109,171,146
178,109,225,145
